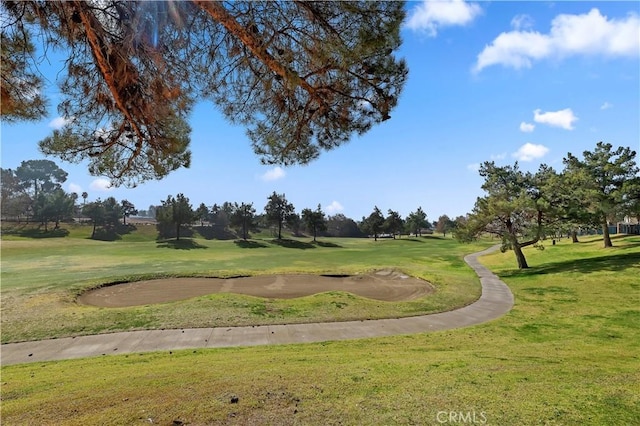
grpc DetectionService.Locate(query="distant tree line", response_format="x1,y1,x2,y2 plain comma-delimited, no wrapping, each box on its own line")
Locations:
150,190,443,242
1,159,136,239
0,159,467,242
8,141,632,257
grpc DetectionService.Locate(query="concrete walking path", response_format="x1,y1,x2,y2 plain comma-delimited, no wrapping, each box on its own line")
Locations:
1,245,513,366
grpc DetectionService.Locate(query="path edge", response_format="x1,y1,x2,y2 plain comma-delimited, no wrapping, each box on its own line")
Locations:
1,245,513,366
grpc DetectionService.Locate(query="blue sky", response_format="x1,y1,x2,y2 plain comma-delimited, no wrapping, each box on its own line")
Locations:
1,1,639,221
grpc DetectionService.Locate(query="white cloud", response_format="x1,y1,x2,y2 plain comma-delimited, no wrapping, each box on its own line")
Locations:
68,183,82,195
325,201,344,215
519,122,535,132
512,143,549,162
89,178,112,191
511,14,534,31
490,153,507,161
48,116,72,129
466,163,480,172
533,108,578,130
600,101,613,110
474,8,640,72
260,166,285,181
405,0,482,36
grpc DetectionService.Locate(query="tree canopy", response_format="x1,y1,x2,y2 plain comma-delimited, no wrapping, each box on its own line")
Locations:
301,204,327,242
82,200,106,239
264,192,295,239
33,189,74,231
15,159,68,198
2,1,407,186
435,214,455,237
230,202,256,240
563,142,638,248
405,207,428,237
156,193,194,240
383,209,404,238
457,142,638,268
361,206,385,240
120,199,138,225
456,162,557,269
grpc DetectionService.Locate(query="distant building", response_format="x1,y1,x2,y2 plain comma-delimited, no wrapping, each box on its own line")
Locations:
618,216,640,235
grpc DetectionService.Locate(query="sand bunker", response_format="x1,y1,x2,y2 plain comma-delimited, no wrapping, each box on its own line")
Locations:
78,270,434,308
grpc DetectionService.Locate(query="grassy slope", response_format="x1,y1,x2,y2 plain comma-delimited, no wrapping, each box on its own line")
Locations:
1,226,488,343
1,233,639,425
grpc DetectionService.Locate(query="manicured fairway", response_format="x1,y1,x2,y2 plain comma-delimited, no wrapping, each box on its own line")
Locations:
1,227,489,343
1,232,638,424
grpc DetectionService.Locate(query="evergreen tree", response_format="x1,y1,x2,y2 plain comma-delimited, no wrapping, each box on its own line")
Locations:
383,209,404,239
264,192,295,240
230,202,256,240
456,162,558,269
361,206,385,241
563,142,638,247
156,194,194,240
405,207,428,237
302,204,328,242
3,1,407,185
121,200,138,225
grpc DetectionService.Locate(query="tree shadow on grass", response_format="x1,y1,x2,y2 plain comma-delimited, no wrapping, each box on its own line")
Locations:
90,224,136,241
396,238,424,243
313,240,342,248
608,234,640,249
269,238,315,249
571,234,640,247
156,239,207,250
500,252,640,278
234,239,269,249
4,227,70,238
194,225,237,240
419,235,445,240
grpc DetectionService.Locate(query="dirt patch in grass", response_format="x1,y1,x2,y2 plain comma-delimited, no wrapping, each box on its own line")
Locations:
78,270,434,307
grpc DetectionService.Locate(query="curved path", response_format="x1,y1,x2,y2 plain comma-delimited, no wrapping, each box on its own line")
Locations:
1,245,513,366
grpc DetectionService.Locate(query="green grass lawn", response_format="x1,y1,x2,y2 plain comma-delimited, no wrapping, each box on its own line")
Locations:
1,225,489,343
1,230,639,425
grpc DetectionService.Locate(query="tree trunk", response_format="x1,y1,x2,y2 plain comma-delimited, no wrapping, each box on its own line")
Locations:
512,240,529,269
91,221,96,238
278,221,282,239
602,218,612,248
506,219,530,269
571,230,579,243
176,222,180,241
